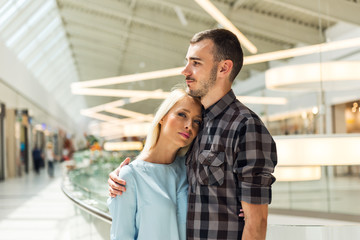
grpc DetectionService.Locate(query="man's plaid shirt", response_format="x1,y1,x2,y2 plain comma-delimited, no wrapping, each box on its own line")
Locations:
186,90,277,240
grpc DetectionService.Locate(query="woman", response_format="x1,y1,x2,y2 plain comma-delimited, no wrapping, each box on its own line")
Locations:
107,88,202,240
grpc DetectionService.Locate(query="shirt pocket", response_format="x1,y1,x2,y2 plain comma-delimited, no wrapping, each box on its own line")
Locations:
197,150,225,186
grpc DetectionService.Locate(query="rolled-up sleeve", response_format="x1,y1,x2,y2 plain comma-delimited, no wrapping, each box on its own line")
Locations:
233,118,277,204
107,166,137,240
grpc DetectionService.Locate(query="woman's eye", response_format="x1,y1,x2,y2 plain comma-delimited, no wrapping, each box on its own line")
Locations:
194,120,202,125
178,112,186,118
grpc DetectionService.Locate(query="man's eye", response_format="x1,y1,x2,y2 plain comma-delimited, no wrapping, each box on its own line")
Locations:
193,61,200,66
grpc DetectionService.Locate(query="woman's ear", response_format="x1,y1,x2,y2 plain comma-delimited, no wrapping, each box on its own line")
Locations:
159,118,164,125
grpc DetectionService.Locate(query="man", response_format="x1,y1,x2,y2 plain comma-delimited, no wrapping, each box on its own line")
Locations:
108,29,277,240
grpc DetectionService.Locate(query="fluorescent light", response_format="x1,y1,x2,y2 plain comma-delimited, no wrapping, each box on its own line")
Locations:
72,88,170,99
237,96,287,105
267,108,313,122
274,134,360,166
194,0,257,54
71,67,183,88
81,111,124,123
81,110,145,125
174,6,188,26
245,37,360,65
265,61,360,91
101,122,152,138
74,88,287,105
83,97,148,113
103,141,143,151
106,107,154,122
71,37,360,94
274,166,321,182
124,122,152,136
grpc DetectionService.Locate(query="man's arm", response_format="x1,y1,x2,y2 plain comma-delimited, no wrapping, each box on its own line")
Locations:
108,158,130,197
241,201,268,240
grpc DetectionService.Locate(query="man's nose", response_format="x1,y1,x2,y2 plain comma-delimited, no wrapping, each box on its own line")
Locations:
181,64,190,76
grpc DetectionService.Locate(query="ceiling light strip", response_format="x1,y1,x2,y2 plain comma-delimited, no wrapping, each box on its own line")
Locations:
71,67,183,88
71,37,360,92
82,97,148,113
75,88,286,105
194,0,257,54
80,111,123,123
72,88,170,99
106,107,154,122
83,110,147,125
244,37,360,65
237,96,287,105
174,6,188,26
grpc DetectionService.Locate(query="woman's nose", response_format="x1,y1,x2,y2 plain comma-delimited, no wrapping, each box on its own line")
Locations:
185,120,192,131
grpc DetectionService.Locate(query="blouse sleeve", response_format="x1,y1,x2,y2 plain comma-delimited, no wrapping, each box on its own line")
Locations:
107,165,137,240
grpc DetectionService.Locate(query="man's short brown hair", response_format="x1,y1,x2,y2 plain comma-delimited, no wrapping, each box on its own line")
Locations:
190,29,244,82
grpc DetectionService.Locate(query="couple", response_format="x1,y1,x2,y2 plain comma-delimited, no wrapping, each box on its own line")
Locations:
107,29,277,240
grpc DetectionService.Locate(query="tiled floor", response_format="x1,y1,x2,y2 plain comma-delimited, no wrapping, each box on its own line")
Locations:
0,163,74,240
0,163,359,240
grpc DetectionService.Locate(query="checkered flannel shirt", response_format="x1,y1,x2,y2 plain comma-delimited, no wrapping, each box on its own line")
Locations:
186,89,277,240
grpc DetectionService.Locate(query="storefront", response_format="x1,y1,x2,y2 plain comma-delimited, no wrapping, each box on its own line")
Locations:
4,109,31,178
0,103,5,181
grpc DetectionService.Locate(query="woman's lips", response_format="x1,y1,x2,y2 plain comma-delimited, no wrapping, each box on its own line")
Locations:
179,132,190,139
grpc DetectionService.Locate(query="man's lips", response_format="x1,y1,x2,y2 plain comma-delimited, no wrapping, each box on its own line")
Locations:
185,78,195,85
179,132,190,139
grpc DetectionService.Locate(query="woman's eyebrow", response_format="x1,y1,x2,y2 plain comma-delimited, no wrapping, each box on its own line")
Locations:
181,108,202,118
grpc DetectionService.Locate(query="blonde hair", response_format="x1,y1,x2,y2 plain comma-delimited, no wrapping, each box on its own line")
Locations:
137,88,201,160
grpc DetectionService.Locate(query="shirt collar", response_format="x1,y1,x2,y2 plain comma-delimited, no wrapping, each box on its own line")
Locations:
204,89,236,120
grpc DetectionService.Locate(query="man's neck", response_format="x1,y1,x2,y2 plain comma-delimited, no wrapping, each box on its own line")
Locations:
201,86,231,109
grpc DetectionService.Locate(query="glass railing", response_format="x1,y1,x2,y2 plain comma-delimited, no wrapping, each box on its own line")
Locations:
271,167,360,217
63,150,139,213
62,150,360,239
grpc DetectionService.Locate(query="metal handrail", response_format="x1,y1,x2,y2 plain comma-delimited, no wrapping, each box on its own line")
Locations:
61,183,112,224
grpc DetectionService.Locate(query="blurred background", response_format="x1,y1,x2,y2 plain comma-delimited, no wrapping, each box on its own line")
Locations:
0,0,360,239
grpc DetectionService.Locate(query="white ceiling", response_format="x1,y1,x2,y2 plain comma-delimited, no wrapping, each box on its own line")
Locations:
0,0,359,136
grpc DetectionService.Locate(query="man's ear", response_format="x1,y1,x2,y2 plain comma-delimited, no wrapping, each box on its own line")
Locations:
219,60,233,75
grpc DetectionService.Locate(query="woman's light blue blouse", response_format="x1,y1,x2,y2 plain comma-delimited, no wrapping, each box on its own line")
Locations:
107,157,188,240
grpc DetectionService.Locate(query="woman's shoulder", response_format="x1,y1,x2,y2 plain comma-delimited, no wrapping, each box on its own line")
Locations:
117,162,137,180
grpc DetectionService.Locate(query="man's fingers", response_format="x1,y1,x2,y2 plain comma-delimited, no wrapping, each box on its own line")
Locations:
108,184,126,195
109,166,126,186
108,178,126,190
107,157,130,197
239,208,244,217
120,157,131,168
109,173,127,186
109,187,123,197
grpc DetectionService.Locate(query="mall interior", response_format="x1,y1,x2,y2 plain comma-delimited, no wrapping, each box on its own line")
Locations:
1,0,360,239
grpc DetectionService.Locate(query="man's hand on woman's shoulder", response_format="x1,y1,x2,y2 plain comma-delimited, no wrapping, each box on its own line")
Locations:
108,157,131,197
